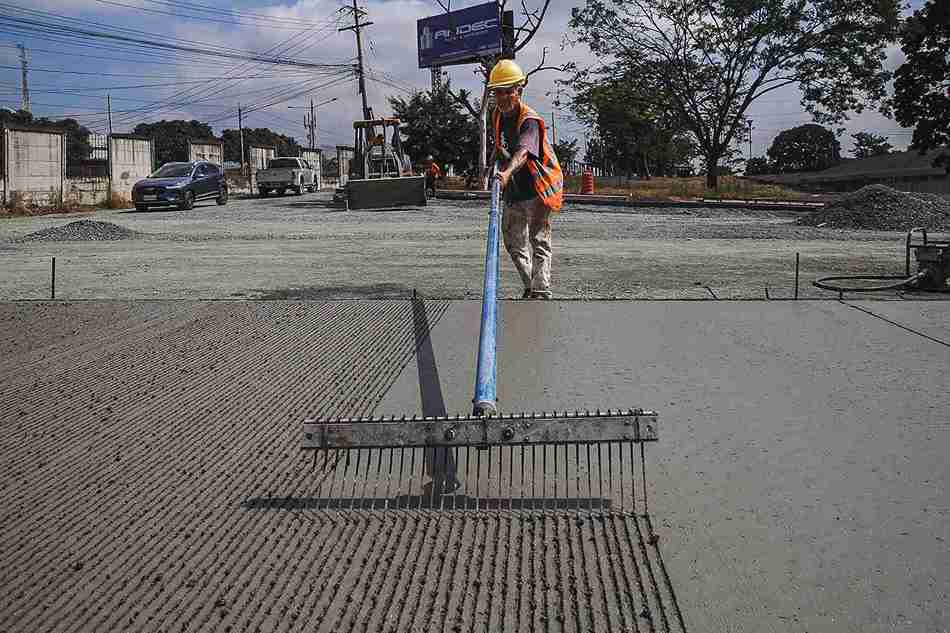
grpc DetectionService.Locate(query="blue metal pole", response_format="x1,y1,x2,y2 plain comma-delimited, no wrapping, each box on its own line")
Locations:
473,166,501,416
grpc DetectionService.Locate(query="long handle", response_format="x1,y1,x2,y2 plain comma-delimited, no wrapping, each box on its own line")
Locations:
473,162,503,416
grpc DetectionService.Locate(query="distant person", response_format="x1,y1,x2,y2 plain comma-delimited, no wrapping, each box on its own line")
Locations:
488,59,564,300
424,155,442,198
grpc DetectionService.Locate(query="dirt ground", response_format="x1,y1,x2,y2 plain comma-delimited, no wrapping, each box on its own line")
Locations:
0,191,919,301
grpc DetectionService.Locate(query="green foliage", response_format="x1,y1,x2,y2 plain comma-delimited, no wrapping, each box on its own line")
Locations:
0,109,91,169
568,0,900,188
767,124,841,173
568,69,695,177
133,120,214,166
850,132,893,159
744,156,773,175
893,0,950,160
388,82,479,173
221,128,300,163
552,138,580,165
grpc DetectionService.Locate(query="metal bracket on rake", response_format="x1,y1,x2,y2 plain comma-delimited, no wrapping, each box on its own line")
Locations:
302,409,658,450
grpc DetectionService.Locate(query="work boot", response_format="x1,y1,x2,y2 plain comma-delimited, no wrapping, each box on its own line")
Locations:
521,288,533,299
531,290,552,300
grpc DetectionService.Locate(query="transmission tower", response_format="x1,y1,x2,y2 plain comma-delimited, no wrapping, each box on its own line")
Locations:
17,44,30,113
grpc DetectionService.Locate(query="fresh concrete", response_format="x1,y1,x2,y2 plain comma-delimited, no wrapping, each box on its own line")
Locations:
378,299,950,632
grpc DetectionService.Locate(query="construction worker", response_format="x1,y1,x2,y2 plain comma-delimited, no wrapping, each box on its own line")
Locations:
424,155,442,198
488,59,564,299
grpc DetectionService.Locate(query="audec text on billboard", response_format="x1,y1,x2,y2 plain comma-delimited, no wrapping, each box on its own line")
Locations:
417,2,501,69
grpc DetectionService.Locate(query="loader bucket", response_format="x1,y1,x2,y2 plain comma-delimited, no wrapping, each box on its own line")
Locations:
345,176,427,210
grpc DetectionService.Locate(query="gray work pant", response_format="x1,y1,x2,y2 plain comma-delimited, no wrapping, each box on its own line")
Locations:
502,197,554,296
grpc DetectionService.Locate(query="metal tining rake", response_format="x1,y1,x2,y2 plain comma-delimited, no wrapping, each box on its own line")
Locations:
302,163,658,512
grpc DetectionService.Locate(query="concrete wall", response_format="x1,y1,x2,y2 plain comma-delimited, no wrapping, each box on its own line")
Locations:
300,149,321,189
65,177,109,206
188,141,223,165
248,146,275,190
110,136,154,203
2,128,66,207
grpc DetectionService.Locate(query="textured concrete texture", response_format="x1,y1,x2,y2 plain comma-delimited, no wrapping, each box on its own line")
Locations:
1,299,947,632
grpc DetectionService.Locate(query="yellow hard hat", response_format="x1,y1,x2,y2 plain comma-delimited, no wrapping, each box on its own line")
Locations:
487,59,526,89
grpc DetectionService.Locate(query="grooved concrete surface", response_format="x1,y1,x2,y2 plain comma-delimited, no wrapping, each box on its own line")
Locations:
1,299,948,632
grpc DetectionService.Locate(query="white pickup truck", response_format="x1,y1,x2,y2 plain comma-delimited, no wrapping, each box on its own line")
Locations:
257,157,316,196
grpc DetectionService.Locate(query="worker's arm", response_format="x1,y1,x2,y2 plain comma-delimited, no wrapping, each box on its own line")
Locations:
498,148,528,190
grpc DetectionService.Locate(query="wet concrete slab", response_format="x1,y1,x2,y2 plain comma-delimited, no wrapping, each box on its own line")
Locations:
377,299,950,632
1,299,946,633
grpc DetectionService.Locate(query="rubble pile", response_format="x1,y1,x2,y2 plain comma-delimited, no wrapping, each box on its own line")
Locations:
18,220,139,242
798,184,950,230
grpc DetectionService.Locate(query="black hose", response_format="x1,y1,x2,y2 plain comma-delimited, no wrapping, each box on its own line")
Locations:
812,271,927,293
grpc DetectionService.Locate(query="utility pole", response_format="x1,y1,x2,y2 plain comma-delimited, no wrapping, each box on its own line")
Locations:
747,119,753,162
339,0,374,120
310,98,316,148
238,104,246,185
107,94,113,136
17,44,30,113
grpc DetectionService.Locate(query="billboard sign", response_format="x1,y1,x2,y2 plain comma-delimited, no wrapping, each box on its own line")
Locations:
417,2,501,69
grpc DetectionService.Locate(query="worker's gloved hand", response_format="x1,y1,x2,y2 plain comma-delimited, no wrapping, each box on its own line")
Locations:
497,169,512,190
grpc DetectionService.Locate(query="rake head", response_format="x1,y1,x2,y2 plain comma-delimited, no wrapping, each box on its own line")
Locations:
302,409,658,513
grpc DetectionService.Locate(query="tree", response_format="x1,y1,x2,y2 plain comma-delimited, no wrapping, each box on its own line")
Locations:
389,82,480,174
745,156,773,175
133,120,213,166
892,0,950,169
850,132,892,159
568,69,695,178
767,124,840,173
221,128,300,163
552,138,580,166
569,0,901,189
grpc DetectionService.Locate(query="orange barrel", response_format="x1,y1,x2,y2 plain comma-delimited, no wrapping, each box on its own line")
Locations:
581,169,595,194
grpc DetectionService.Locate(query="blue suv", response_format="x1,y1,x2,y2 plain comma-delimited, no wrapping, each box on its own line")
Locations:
132,161,228,211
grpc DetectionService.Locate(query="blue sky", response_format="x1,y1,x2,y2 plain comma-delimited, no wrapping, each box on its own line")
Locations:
0,0,929,158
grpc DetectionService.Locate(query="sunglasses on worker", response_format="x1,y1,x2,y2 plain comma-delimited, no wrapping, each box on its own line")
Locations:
493,86,520,96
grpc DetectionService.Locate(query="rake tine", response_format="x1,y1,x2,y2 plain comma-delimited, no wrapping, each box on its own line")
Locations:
485,445,492,510
520,444,526,512
397,446,406,510
429,448,439,510
475,445,482,512
575,443,581,514
409,446,417,511
641,441,649,516
629,441,636,515
509,445,515,510
542,442,547,514
587,443,594,515
597,443,604,512
384,447,394,511
372,447,383,511
417,447,426,512
464,446,472,510
439,447,448,512
497,444,503,513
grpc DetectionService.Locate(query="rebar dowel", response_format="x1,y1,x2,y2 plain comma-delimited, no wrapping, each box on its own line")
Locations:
472,164,502,417
51,256,56,300
795,252,799,300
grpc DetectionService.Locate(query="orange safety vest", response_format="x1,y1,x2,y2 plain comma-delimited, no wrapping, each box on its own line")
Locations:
426,162,441,178
493,103,564,211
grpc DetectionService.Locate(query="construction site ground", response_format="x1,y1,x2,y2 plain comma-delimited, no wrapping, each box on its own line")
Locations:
1,192,948,632
0,190,926,301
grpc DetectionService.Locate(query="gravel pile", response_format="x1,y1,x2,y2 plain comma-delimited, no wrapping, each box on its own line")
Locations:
798,184,950,230
17,220,139,242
